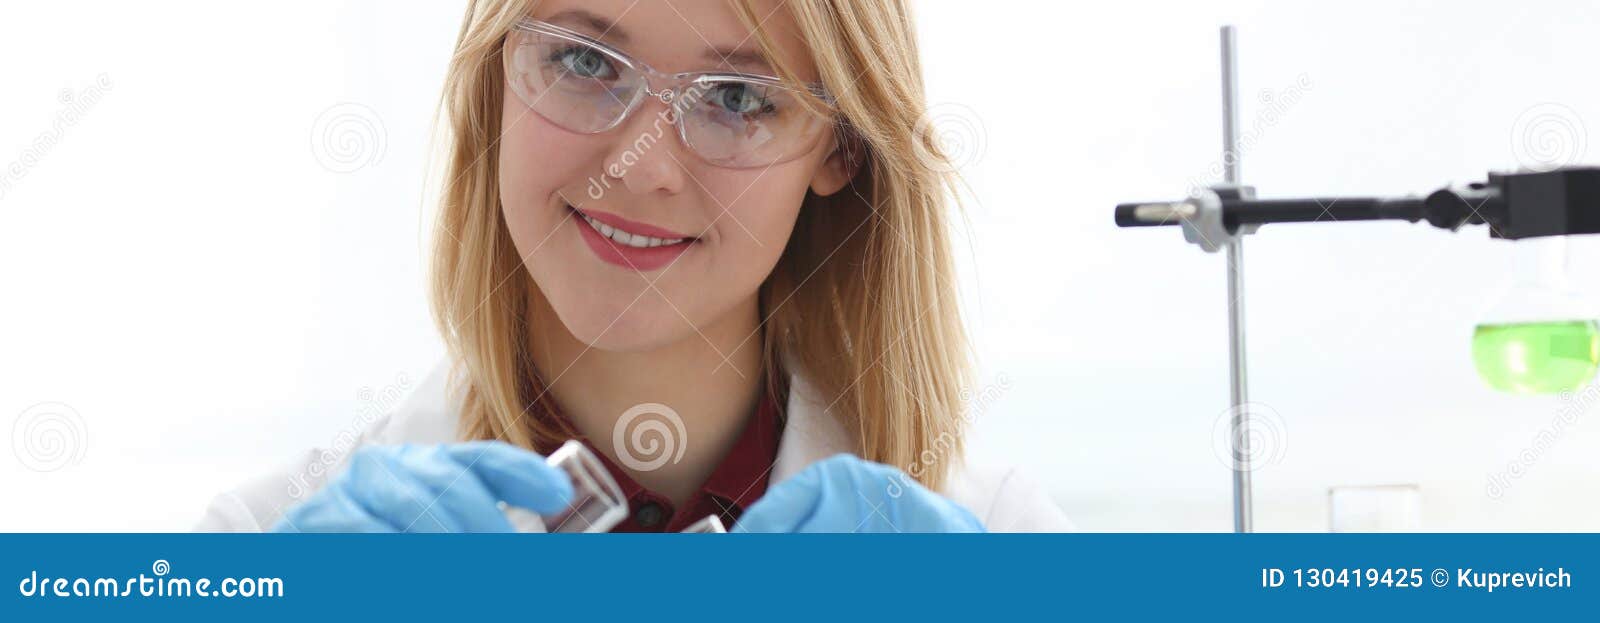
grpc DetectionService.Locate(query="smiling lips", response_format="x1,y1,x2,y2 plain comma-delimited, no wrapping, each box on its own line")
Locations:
571,206,698,272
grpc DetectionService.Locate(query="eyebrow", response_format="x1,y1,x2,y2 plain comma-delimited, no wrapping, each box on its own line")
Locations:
704,48,774,75
544,9,630,44
542,8,775,75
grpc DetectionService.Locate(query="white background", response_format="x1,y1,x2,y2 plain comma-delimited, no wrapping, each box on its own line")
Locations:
2,0,1598,531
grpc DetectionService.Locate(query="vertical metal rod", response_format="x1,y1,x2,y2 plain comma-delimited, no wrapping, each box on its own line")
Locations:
1220,25,1254,533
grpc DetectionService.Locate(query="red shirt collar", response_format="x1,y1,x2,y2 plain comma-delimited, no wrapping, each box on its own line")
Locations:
539,385,784,532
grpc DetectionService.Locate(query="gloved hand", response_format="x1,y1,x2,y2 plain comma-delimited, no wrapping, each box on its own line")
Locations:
272,441,573,533
735,454,985,533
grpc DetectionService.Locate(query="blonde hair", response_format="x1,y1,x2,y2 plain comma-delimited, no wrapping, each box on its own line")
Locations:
430,0,972,490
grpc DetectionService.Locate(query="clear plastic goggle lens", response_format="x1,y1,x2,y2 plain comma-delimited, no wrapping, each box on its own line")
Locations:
505,26,828,168
506,34,641,133
675,79,828,168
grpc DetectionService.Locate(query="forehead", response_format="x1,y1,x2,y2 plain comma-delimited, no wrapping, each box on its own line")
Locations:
528,0,816,80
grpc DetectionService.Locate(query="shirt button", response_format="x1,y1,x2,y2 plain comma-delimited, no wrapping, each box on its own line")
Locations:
633,502,665,529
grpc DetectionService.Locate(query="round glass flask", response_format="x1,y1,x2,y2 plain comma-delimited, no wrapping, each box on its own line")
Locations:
1472,236,1600,394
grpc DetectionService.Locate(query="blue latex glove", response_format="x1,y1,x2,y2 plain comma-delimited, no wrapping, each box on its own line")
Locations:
736,454,985,533
272,441,573,533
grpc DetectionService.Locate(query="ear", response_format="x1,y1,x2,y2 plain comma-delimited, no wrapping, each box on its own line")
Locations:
808,127,863,198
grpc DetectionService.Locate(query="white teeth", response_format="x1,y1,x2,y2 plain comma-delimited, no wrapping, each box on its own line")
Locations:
580,213,686,248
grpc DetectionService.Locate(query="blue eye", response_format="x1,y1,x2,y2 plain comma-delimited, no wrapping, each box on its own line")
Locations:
708,83,776,117
548,45,618,80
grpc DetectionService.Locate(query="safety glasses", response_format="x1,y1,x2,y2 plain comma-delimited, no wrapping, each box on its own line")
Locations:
504,18,835,169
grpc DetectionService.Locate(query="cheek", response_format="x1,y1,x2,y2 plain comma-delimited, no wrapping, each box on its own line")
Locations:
650,166,812,310
716,178,808,277
498,98,598,219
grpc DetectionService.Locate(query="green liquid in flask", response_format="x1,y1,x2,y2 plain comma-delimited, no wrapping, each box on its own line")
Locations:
1471,320,1600,394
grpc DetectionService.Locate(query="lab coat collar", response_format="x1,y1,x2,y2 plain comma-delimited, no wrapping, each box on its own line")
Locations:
770,371,855,484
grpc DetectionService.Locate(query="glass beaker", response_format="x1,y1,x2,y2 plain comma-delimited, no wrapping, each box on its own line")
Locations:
1328,484,1421,532
681,515,727,533
502,440,628,533
1472,237,1600,394
540,440,628,533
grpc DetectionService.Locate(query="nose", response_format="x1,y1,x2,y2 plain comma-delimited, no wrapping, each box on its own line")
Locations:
603,92,689,197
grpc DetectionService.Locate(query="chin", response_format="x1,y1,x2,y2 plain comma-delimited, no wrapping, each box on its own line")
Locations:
555,295,695,353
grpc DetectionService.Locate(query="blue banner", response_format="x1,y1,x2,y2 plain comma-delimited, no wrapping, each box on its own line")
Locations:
1,534,1591,620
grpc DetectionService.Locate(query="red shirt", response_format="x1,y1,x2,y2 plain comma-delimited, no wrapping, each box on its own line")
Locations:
541,389,784,532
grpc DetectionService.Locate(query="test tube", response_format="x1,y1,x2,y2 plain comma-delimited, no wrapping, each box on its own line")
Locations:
522,440,627,533
680,514,727,533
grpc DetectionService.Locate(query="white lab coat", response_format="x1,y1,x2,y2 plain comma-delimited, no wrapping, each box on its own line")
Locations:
195,363,1073,532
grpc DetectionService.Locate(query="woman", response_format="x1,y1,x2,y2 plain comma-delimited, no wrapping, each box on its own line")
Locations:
198,0,1069,533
